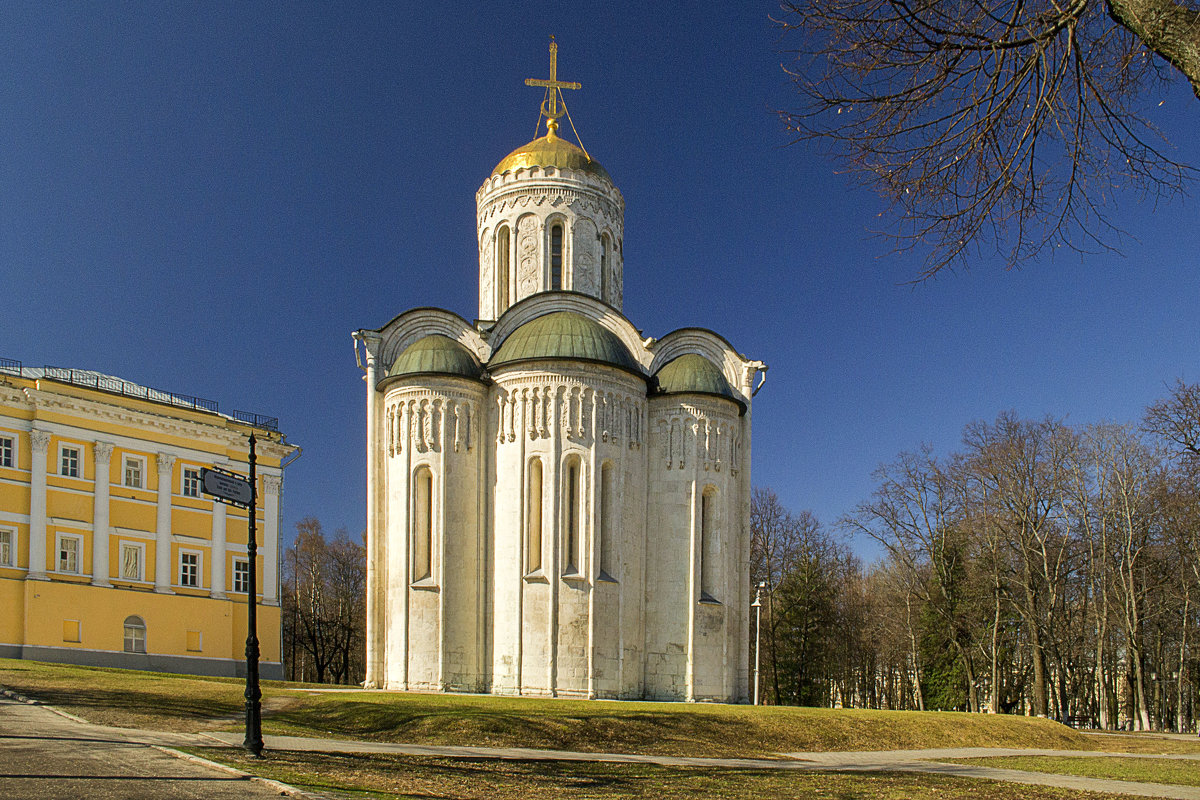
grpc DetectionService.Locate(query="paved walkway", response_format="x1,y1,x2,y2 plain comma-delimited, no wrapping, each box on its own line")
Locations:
0,694,312,799
7,687,1200,799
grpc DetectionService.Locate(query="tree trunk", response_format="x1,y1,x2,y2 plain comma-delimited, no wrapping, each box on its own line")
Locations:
1107,0,1200,97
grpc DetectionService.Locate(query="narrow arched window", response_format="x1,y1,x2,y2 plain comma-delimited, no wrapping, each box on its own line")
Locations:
497,226,511,313
600,235,610,302
123,615,146,654
599,462,615,578
527,459,543,573
414,466,433,581
550,223,563,290
700,489,718,601
565,457,581,574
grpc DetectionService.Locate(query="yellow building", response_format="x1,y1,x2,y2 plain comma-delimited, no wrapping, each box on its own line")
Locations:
0,359,297,679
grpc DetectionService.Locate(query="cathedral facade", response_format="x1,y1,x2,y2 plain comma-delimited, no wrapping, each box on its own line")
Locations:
354,52,765,701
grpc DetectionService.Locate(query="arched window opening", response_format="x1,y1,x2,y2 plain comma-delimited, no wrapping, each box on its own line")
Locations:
497,226,511,312
527,459,543,573
599,462,616,579
550,223,563,290
700,489,719,601
123,615,146,654
600,235,610,302
413,466,433,581
565,458,581,574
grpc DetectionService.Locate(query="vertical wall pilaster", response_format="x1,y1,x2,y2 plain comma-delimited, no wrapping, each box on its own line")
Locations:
154,453,176,592
91,441,114,586
211,496,228,598
262,474,281,603
28,429,51,579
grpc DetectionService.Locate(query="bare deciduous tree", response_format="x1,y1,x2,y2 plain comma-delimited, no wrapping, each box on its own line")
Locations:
777,0,1197,277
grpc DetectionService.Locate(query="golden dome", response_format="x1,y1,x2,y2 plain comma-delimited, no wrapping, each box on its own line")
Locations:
492,128,611,182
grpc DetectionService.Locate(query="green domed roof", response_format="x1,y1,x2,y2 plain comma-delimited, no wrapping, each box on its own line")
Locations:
388,335,482,380
652,354,739,404
490,312,640,374
492,132,611,182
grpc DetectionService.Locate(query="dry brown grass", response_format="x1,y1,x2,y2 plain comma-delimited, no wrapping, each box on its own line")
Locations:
194,748,1145,800
2,657,1096,759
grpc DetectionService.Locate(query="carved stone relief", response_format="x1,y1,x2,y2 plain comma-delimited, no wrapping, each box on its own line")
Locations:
517,216,540,298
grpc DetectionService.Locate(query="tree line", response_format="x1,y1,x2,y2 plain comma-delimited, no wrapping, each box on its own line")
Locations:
752,381,1200,731
281,517,366,685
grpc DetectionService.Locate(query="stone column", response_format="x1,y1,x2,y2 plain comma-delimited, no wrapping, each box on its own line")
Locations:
28,429,51,580
91,441,114,586
154,453,176,592
210,494,227,599
262,474,281,604
363,337,384,688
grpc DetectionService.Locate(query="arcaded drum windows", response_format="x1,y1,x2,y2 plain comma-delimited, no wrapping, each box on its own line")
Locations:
497,225,511,312
123,615,146,654
600,235,610,302
700,488,719,602
550,223,563,290
526,458,543,574
564,457,582,575
413,466,433,582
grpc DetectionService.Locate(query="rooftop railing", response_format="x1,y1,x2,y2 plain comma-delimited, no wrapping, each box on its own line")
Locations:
1,357,279,431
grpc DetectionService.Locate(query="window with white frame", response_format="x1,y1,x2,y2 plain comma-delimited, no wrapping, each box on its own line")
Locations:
60,446,80,478
179,550,200,588
182,467,201,498
123,615,146,654
0,435,14,468
233,558,250,593
0,528,14,567
123,455,144,489
57,534,81,574
119,542,144,581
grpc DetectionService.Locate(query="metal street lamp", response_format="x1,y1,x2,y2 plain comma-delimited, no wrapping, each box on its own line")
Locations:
752,581,766,706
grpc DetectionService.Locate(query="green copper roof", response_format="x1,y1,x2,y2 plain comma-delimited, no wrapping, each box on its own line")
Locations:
388,335,482,380
652,354,739,404
490,312,640,374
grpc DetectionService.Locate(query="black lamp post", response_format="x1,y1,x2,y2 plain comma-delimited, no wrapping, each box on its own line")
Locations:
243,433,263,757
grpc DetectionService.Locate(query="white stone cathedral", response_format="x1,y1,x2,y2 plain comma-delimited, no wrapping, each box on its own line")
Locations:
353,45,766,702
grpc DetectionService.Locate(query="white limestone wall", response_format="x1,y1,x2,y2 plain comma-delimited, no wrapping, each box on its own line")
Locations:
380,377,486,691
489,362,645,698
645,394,744,702
477,166,625,320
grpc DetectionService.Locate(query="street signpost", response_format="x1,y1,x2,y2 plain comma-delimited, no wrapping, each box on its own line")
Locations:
199,434,263,757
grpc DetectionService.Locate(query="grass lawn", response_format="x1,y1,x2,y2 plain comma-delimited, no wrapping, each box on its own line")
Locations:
189,748,1143,800
0,657,1145,759
941,755,1200,787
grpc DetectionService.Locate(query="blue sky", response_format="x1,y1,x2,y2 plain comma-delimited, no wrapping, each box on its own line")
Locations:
3,3,1197,559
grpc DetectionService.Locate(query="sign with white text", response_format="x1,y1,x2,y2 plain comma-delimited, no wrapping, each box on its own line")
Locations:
200,467,253,508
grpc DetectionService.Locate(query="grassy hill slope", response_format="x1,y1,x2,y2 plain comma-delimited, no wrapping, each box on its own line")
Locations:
0,658,1102,758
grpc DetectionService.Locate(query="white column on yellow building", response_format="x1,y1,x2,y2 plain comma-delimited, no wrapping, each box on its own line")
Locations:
154,452,176,592
262,474,281,604
211,497,227,599
28,428,51,580
91,440,114,586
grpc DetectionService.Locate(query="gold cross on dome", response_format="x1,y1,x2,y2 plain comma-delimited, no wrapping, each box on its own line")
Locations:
524,35,580,128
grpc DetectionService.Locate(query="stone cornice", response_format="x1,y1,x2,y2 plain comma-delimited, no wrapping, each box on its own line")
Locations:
19,387,295,461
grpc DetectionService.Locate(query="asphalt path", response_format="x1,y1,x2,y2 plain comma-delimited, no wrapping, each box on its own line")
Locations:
0,695,298,799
